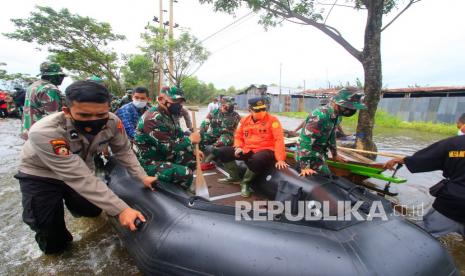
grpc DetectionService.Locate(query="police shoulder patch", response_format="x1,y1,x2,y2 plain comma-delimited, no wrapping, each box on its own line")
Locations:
272,121,280,129
50,139,70,156
117,120,124,133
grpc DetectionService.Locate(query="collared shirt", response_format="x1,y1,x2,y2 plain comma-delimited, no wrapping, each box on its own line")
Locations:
116,102,147,139
18,112,148,216
404,135,465,223
234,113,286,161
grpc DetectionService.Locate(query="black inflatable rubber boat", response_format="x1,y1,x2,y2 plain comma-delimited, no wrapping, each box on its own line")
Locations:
105,159,458,275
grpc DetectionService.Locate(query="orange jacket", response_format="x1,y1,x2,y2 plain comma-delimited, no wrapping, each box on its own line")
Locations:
234,113,286,161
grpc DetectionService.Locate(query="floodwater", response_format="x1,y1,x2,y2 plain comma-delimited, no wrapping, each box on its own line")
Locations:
0,109,463,274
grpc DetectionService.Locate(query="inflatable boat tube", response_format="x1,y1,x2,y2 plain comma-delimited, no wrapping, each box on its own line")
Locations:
105,159,458,276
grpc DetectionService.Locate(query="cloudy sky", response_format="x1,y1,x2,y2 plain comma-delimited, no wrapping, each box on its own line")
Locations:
0,0,464,90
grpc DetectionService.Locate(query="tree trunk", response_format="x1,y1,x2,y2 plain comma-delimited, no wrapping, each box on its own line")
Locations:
355,0,384,154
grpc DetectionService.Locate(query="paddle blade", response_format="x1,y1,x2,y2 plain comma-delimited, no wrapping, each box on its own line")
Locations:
195,169,210,199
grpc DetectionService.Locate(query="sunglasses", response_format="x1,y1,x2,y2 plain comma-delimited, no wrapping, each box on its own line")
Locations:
252,108,267,113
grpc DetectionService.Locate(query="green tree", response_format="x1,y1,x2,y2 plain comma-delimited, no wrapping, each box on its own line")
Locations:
181,76,220,104
140,26,210,89
0,63,38,90
121,54,154,93
199,0,421,151
4,6,126,94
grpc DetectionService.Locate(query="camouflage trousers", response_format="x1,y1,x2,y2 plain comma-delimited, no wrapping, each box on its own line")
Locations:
296,148,331,175
140,144,196,189
200,132,234,150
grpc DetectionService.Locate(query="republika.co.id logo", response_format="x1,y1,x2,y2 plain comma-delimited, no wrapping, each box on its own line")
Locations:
235,200,424,221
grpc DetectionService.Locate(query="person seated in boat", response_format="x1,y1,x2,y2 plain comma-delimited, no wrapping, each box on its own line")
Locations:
215,97,288,197
200,97,241,168
296,88,366,177
133,86,202,190
384,134,465,239
457,113,465,136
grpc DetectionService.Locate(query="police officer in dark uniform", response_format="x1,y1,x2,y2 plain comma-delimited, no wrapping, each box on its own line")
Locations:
384,135,465,238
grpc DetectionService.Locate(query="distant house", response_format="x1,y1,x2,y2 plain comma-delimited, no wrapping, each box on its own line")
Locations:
381,86,465,98
299,86,465,99
239,84,302,96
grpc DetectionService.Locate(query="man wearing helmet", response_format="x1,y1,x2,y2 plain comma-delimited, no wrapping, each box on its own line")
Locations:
21,62,66,139
296,88,366,176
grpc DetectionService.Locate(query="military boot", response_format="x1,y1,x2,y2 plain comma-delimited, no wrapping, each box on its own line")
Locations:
218,161,241,184
203,153,215,163
240,169,256,198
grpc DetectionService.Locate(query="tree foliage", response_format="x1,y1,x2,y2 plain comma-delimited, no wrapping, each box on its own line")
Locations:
181,76,222,104
121,54,154,90
140,26,210,87
3,5,126,93
0,63,38,90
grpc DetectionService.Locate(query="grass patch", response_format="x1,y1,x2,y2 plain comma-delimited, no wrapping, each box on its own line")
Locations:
276,110,457,136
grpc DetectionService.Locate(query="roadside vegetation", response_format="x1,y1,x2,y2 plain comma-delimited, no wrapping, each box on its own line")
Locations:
277,111,456,136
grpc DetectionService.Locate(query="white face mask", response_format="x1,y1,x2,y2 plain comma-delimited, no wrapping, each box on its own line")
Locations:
133,100,147,109
458,129,464,136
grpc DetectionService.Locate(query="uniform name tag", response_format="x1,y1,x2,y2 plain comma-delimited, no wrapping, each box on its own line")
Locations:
449,150,465,158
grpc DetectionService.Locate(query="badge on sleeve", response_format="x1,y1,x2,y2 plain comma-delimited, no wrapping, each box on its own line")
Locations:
272,121,280,129
117,120,124,134
50,139,70,156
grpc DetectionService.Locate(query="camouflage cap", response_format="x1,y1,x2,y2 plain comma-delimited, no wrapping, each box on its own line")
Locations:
39,62,66,76
160,86,185,100
332,88,366,110
222,96,236,105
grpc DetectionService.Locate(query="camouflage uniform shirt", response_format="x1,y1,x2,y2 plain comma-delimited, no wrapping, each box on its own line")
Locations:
22,79,64,139
200,109,241,148
134,104,195,188
296,104,341,174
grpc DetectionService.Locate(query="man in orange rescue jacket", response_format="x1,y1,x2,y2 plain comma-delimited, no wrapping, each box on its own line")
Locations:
215,97,288,197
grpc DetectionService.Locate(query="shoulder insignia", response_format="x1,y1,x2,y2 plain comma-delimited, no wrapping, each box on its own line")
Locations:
50,139,70,156
117,120,124,133
272,121,280,128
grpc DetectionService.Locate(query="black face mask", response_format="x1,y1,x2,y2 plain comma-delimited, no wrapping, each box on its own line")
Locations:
339,107,357,117
73,117,109,135
168,102,183,115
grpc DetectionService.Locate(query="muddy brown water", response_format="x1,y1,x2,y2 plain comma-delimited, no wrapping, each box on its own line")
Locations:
0,110,463,274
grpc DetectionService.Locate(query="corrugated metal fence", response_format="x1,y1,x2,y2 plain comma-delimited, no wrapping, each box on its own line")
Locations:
235,94,465,124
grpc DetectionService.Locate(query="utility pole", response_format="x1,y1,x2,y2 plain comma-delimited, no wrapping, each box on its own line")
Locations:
168,0,174,86
157,0,164,95
279,62,282,95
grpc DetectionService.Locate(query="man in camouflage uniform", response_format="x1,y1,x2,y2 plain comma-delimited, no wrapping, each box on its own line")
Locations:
21,62,66,140
120,89,133,106
134,86,202,189
200,97,241,149
257,84,271,111
296,88,366,176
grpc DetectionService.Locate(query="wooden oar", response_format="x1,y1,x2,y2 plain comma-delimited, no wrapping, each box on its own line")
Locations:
338,146,405,159
189,107,210,200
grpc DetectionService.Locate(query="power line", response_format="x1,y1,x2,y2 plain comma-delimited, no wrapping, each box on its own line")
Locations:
201,11,254,43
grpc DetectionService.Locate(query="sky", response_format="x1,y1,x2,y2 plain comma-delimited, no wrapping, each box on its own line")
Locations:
0,0,464,90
